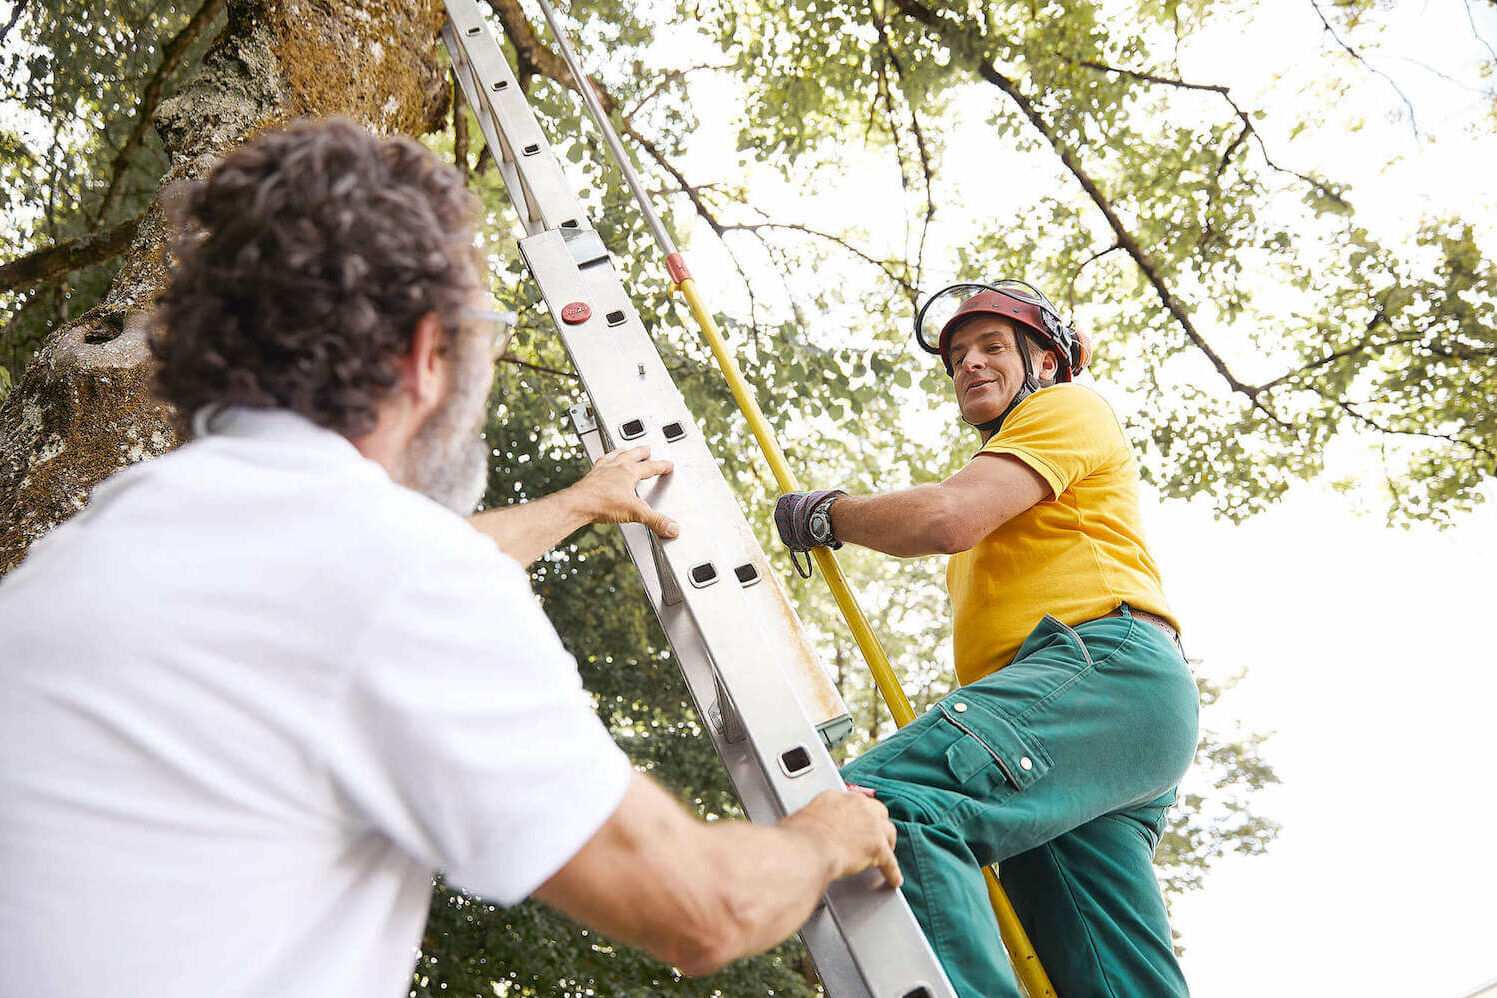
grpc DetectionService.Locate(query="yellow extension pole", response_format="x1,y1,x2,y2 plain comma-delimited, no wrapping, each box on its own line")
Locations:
677,279,1057,998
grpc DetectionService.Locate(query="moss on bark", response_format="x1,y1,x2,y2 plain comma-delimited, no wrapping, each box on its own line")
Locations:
0,0,448,573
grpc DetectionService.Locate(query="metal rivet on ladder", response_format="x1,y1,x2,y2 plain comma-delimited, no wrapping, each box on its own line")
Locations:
953,701,967,713
605,309,626,326
733,563,759,586
779,745,813,777
560,301,591,324
522,142,540,156
1020,756,1033,771
491,80,508,91
619,419,645,440
662,421,685,442
689,563,718,587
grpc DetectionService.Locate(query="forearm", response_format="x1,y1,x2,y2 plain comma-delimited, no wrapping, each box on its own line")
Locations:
468,488,592,567
596,812,839,975
831,487,965,557
537,776,843,976
681,817,841,972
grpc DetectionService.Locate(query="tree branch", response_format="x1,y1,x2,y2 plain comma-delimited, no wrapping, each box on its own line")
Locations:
1308,0,1421,139
498,352,578,379
870,0,936,296
1073,58,1349,210
0,0,29,46
720,221,918,296
453,71,470,184
1066,242,1123,307
979,63,1273,407
0,212,143,296
92,0,226,225
485,0,616,115
1335,399,1496,465
620,124,722,234
1075,59,1230,95
1255,310,1405,392
622,64,729,120
1465,0,1497,66
474,142,495,176
893,0,1290,424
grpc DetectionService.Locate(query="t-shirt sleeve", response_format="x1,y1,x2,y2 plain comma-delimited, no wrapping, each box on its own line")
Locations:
977,385,1125,499
328,535,632,906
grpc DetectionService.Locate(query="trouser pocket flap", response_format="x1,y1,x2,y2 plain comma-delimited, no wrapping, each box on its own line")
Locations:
945,735,992,784
937,702,1048,791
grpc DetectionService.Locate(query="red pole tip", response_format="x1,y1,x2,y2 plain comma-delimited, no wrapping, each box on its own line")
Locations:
665,253,692,285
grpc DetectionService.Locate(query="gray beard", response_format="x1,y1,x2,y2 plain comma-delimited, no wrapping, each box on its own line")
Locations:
404,344,492,516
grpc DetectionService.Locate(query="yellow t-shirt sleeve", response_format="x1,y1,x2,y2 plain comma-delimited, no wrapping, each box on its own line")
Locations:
977,385,1124,498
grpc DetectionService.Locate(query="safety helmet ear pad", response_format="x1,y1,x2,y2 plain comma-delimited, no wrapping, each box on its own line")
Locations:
1073,326,1094,371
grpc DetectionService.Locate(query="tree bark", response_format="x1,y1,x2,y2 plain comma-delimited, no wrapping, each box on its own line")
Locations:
0,0,450,574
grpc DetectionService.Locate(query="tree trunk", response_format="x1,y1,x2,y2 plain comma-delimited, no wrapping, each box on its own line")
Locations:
0,0,449,574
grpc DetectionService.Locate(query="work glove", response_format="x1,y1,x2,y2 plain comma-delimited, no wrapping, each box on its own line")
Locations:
774,489,845,551
774,489,847,579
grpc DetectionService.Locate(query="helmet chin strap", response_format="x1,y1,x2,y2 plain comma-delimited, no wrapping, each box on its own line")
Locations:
964,332,1041,437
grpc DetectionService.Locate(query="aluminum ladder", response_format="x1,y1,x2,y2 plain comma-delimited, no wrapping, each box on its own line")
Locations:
440,3,958,996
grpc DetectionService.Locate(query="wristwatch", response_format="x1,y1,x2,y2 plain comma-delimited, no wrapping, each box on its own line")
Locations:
807,494,841,548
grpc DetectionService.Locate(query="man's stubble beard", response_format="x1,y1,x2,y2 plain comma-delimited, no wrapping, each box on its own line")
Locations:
404,335,493,516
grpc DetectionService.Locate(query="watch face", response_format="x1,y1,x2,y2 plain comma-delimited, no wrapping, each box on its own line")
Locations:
809,510,833,544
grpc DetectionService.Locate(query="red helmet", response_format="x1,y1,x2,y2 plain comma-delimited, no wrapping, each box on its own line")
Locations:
914,280,1092,378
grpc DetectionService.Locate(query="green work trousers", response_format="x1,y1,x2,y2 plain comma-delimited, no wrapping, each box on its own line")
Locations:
841,608,1199,998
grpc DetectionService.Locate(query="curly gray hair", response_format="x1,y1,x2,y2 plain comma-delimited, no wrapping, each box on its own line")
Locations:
152,117,480,438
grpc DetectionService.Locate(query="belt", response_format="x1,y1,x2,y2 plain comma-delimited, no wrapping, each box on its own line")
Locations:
1102,604,1181,648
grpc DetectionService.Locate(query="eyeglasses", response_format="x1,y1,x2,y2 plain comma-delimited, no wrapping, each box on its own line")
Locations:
458,306,520,363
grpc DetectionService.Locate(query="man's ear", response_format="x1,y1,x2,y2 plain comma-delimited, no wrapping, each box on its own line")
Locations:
1038,346,1061,382
402,312,448,409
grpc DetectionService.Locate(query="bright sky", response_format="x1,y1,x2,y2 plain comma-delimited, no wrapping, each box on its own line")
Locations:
637,2,1497,995
1157,482,1497,997
1105,8,1497,991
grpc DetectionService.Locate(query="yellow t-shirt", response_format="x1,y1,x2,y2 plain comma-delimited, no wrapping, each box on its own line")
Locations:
945,383,1176,685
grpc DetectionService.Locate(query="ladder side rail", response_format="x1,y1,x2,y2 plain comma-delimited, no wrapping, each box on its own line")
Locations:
527,231,850,751
523,231,956,998
574,415,875,998
443,22,532,229
568,408,777,822
443,2,582,233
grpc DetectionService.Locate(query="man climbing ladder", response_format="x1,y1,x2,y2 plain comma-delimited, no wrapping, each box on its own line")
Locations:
776,281,1201,997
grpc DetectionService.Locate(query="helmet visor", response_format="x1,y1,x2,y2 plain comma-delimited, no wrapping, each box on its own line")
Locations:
913,280,1062,356
913,283,989,355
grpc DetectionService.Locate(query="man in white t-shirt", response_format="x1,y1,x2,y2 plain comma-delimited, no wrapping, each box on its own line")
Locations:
0,118,898,997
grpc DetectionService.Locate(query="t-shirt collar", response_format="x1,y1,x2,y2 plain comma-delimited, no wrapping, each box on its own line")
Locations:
193,404,369,465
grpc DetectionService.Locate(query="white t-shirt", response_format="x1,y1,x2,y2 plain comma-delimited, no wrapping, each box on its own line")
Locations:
0,407,632,997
